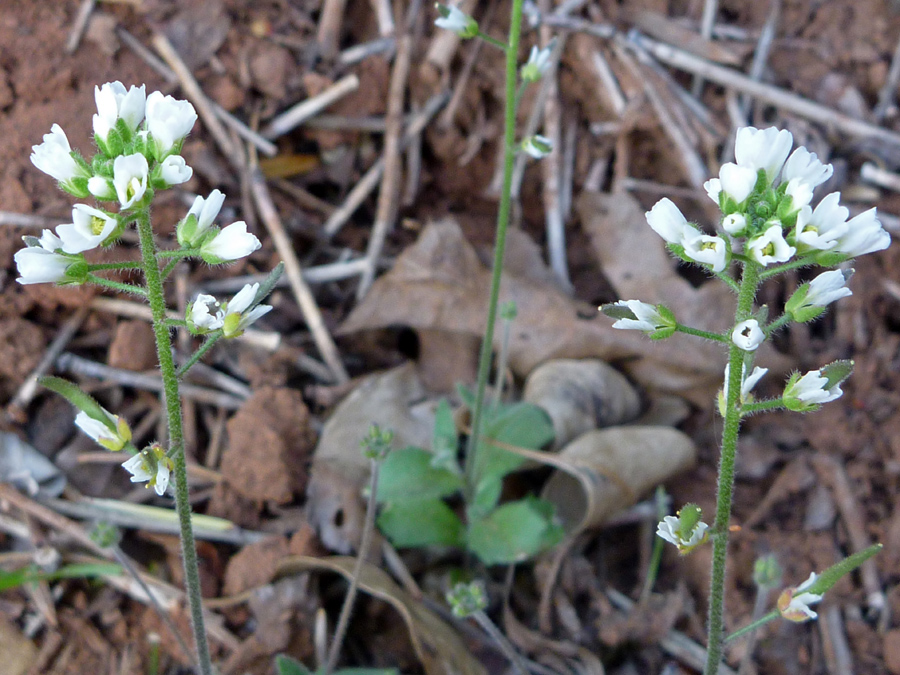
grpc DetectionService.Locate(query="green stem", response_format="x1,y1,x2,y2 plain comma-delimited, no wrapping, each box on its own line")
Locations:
704,262,760,675
675,324,728,342
765,313,792,336
161,257,182,281
741,398,785,415
176,334,224,379
725,610,779,643
157,248,199,259
463,0,525,497
478,30,509,51
88,261,144,271
759,255,818,280
86,273,147,297
715,271,740,293
135,211,213,675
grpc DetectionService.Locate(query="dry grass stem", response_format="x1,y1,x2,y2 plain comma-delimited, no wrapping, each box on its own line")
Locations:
65,0,95,54
262,74,360,139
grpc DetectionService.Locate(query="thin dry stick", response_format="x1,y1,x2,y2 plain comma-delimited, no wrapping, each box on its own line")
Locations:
402,101,423,207
739,0,781,118
65,0,95,54
369,0,395,37
422,0,478,75
357,33,412,299
691,0,719,95
6,306,89,421
116,27,178,83
590,48,627,118
323,459,381,673
323,91,448,237
0,211,64,228
810,455,886,616
248,166,350,383
55,352,247,409
151,32,239,165
339,37,396,66
197,257,372,293
875,28,900,122
261,74,360,139
536,21,572,291
632,34,900,148
317,0,349,59
860,162,900,192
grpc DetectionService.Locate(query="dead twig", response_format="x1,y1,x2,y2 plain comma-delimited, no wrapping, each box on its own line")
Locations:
317,0,349,60
819,605,854,675
739,0,781,119
691,0,719,95
262,74,361,140
248,165,350,383
65,0,95,54
357,33,413,299
874,27,900,122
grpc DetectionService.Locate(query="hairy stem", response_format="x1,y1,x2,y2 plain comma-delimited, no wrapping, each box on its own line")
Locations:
726,610,779,643
176,334,224,379
704,262,760,675
86,273,147,297
135,211,213,675
463,0,524,497
675,324,728,342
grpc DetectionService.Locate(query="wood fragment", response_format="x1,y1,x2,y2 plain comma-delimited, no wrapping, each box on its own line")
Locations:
55,352,247,409
0,211,63,229
422,0,478,78
810,454,886,616
874,28,900,122
692,0,719,94
316,0,349,59
151,32,239,165
261,74,360,139
590,48,627,118
369,0,395,37
739,0,781,118
860,162,900,192
819,605,854,675
65,0,96,54
248,166,350,383
631,34,900,148
323,91,448,238
339,37,396,66
357,33,412,299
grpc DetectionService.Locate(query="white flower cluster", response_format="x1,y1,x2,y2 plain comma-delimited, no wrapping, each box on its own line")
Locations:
647,126,889,274
15,81,261,285
187,282,273,338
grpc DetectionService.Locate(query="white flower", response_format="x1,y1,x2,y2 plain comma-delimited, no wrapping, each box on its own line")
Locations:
159,155,192,186
30,124,89,185
145,91,197,157
200,221,262,262
112,153,149,208
656,515,709,554
723,363,768,402
55,205,119,254
784,178,814,213
747,225,795,266
87,176,116,201
609,300,668,332
122,445,173,496
645,198,698,244
794,193,849,251
784,369,843,406
14,230,75,285
220,283,273,338
520,43,554,83
804,269,853,307
782,146,833,189
777,573,823,622
435,4,477,36
188,294,224,332
834,208,891,257
93,81,146,142
178,189,226,247
717,163,758,203
703,177,722,204
521,134,553,158
734,126,793,183
732,319,765,351
722,213,747,236
75,408,132,452
683,233,728,272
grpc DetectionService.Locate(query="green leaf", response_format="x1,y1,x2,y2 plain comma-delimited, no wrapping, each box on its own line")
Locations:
467,497,564,565
274,655,312,675
376,448,463,503
0,562,122,592
378,499,465,548
431,400,461,475
474,401,554,485
40,376,114,430
468,476,503,520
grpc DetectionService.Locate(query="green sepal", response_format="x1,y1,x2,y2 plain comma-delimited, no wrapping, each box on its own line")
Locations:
785,282,826,322
650,305,677,339
600,303,634,321
40,376,115,430
376,447,463,502
676,503,702,538
253,262,285,305
176,213,200,248
92,154,114,177
467,497,564,565
821,359,853,389
104,126,126,158
61,176,90,199
804,543,882,596
781,372,812,412
377,498,465,548
62,258,90,285
814,250,851,267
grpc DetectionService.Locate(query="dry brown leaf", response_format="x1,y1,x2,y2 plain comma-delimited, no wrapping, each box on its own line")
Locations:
0,614,36,675
523,358,642,449
307,364,436,553
339,219,638,378
276,555,488,675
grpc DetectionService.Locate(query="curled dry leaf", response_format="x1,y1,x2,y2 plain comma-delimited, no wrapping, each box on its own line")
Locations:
307,364,436,554
276,555,487,675
523,358,642,449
